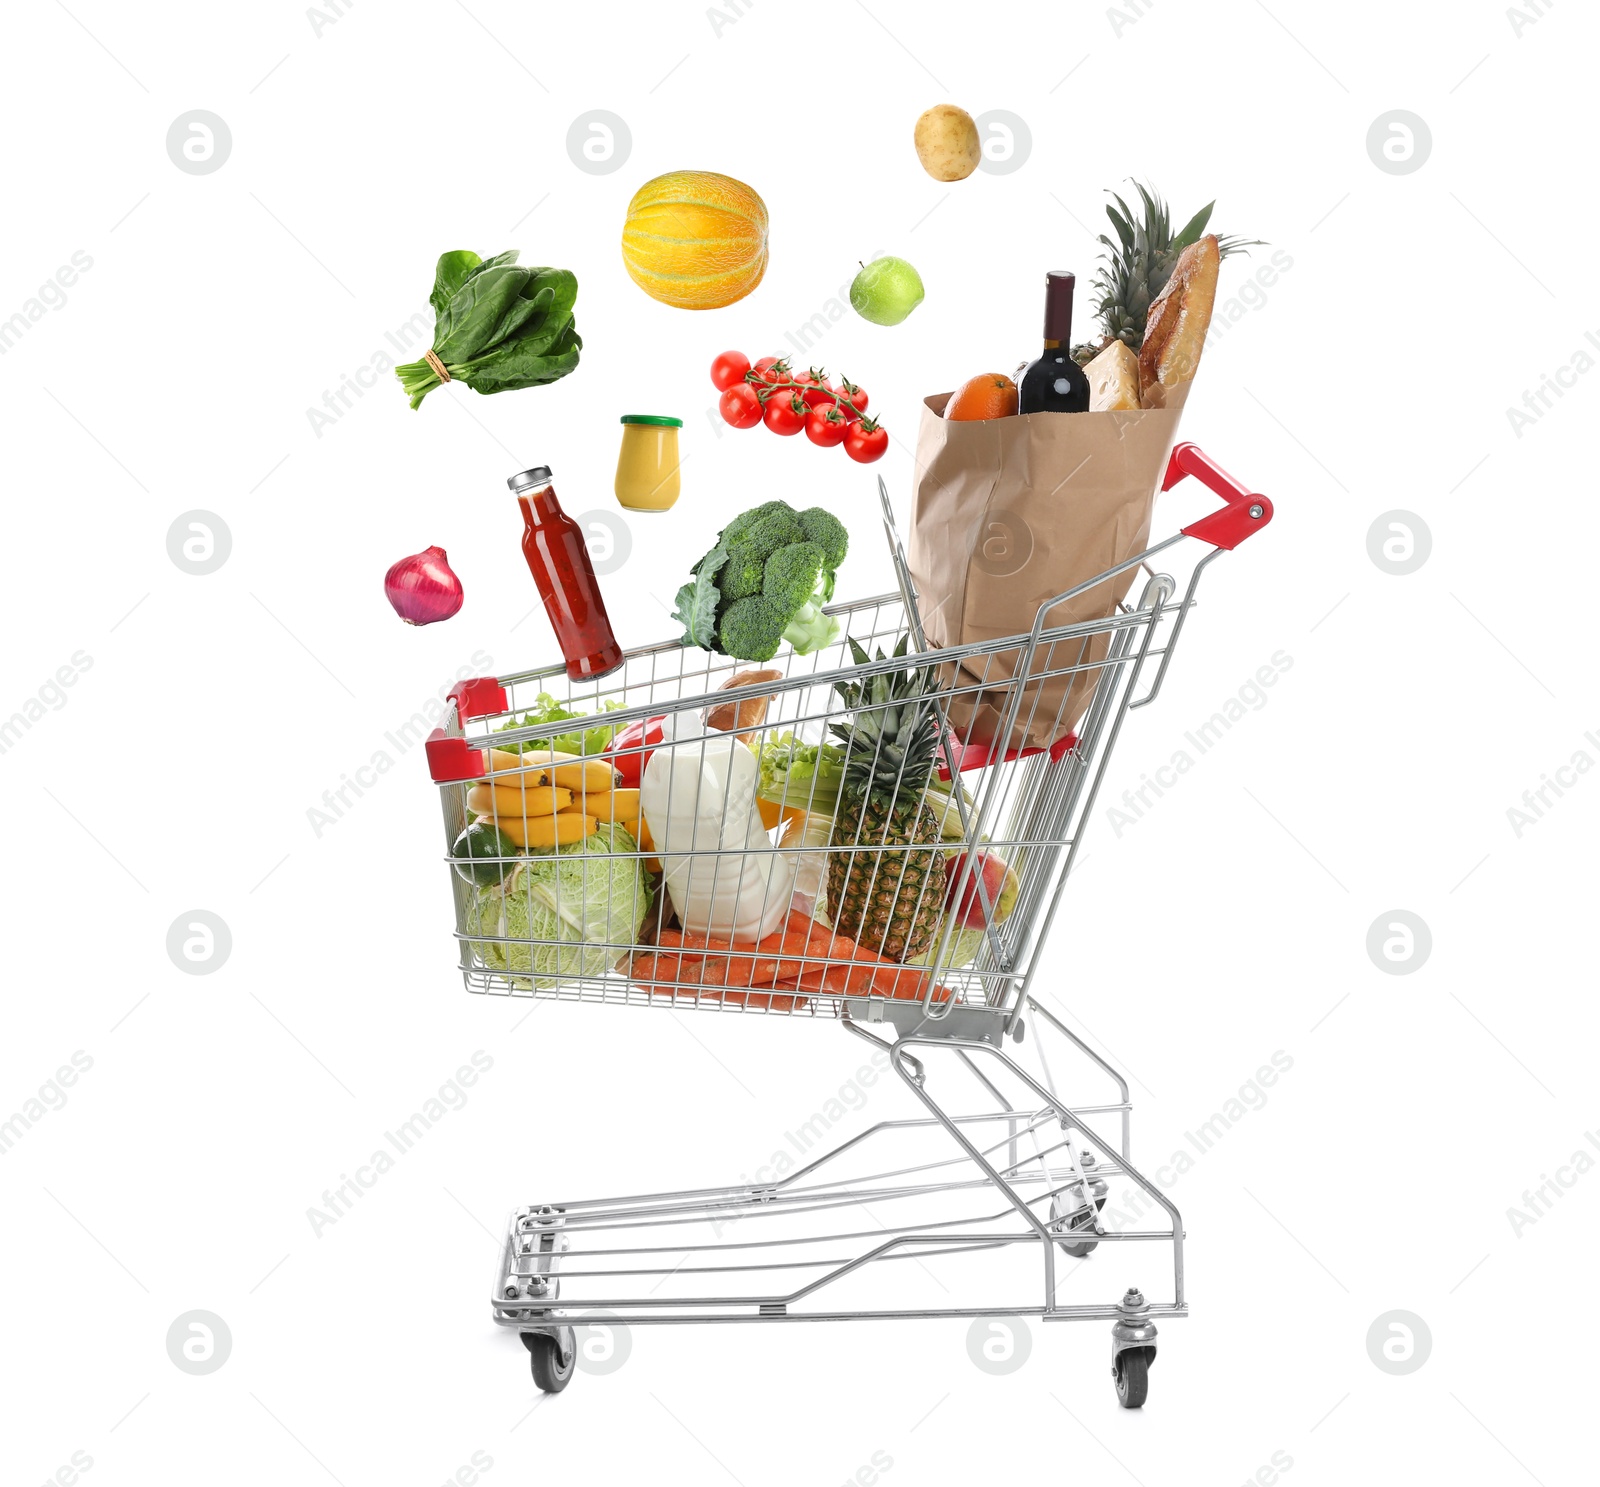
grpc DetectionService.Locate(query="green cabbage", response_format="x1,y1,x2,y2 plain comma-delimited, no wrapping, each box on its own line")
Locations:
910,922,985,971
466,823,649,989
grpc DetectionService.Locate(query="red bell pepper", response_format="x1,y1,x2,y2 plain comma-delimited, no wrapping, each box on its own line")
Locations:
605,714,667,789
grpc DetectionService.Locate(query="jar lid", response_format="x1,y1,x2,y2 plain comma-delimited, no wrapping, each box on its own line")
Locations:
507,466,553,492
619,414,683,427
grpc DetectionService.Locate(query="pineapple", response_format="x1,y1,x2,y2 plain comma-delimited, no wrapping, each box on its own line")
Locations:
826,635,948,963
1072,182,1261,366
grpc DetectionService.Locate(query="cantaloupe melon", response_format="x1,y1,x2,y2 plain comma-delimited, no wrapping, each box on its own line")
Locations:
621,171,768,310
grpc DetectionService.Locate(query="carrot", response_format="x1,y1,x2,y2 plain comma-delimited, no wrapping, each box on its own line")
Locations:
656,928,720,952
772,923,894,993
864,964,950,1002
633,913,826,1009
631,953,699,984
630,954,808,1011
793,962,877,994
748,918,840,988
632,933,765,992
696,948,762,989
720,989,809,1011
758,920,950,1000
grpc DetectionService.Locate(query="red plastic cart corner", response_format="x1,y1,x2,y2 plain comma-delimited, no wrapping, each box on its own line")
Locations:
424,677,507,783
1165,442,1273,549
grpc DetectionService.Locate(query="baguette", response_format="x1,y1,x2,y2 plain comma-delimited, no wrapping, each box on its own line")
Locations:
1138,234,1220,404
705,668,782,745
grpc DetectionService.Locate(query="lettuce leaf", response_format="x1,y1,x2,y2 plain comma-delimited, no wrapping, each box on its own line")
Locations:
496,693,624,757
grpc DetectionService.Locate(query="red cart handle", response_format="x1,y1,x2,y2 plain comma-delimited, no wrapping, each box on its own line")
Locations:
1163,443,1272,550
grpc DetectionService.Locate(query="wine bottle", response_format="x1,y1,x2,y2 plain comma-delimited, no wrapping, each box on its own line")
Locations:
1017,270,1090,415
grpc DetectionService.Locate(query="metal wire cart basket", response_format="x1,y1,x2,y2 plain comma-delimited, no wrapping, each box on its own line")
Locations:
425,445,1272,1407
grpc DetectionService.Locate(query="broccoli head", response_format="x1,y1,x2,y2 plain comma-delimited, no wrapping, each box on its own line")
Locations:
670,500,849,661
797,507,848,574
719,500,795,546
715,596,790,663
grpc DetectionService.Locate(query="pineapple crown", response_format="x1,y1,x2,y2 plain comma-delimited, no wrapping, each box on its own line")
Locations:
829,634,944,808
1084,181,1263,355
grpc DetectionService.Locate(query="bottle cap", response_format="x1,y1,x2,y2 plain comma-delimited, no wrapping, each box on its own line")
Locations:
1044,270,1076,343
507,466,554,492
619,415,683,427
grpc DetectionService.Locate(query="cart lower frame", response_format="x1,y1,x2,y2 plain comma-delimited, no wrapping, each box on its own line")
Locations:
493,995,1184,1408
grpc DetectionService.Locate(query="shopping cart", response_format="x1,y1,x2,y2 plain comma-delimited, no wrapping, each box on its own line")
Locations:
426,443,1272,1407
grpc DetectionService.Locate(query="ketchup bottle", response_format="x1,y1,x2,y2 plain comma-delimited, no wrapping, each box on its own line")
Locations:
508,466,624,681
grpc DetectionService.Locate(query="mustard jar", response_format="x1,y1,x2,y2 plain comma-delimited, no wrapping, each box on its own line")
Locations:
614,415,683,512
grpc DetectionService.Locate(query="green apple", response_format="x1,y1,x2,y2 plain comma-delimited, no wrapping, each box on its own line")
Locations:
850,256,924,326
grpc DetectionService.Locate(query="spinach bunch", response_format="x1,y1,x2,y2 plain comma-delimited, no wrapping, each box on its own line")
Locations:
395,249,581,410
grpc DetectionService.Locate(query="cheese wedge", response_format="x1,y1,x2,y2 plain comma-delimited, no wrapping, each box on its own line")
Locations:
1086,340,1141,412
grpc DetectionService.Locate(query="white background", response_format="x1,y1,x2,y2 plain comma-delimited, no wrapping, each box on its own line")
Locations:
3,1,1595,1483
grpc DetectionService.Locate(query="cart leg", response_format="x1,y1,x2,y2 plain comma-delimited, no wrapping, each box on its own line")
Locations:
887,1040,1061,1302
900,1022,1186,1313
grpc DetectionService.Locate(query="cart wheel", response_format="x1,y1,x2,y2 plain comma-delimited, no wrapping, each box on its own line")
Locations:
1054,1192,1107,1258
1113,1346,1153,1409
1060,1204,1100,1258
524,1327,576,1393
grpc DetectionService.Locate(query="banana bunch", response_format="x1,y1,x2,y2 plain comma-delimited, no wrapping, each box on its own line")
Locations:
470,748,648,850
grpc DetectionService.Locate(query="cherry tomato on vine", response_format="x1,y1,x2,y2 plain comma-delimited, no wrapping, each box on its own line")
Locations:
753,355,793,385
763,389,808,436
843,417,888,463
805,405,850,447
835,379,869,421
800,381,837,411
710,350,751,391
719,383,763,429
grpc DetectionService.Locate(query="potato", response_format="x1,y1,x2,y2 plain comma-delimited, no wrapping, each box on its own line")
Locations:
914,104,981,182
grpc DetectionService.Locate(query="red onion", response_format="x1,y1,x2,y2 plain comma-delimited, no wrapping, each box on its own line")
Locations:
384,545,464,626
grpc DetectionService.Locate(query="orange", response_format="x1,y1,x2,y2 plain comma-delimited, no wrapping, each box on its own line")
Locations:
756,798,808,831
945,373,1018,421
621,171,769,310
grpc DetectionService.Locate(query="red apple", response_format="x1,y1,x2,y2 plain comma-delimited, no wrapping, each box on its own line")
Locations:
944,850,1020,929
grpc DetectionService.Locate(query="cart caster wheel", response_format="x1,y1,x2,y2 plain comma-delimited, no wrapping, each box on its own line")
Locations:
523,1327,576,1394
1113,1346,1153,1409
1060,1207,1100,1258
1052,1191,1107,1258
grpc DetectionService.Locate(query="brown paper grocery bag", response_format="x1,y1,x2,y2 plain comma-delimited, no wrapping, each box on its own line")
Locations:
907,383,1191,750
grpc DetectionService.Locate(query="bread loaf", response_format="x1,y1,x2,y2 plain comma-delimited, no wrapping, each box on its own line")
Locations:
705,668,782,745
1139,234,1220,403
